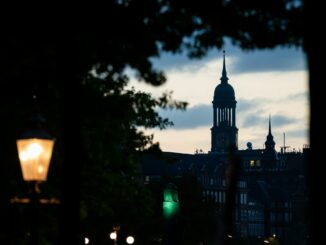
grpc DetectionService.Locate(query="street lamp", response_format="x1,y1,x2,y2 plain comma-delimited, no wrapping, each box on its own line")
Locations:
84,237,90,244
16,116,55,245
110,231,118,245
109,227,134,245
17,128,54,182
126,236,135,244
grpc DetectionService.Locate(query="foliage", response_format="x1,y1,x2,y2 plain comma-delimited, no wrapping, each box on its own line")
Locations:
79,73,186,242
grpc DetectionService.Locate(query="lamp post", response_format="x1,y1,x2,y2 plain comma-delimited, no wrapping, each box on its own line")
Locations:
16,117,55,245
110,231,118,245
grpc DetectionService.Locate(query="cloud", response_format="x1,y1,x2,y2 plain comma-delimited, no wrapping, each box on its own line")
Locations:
241,112,297,129
159,104,212,129
286,91,309,101
150,51,217,72
230,48,306,74
237,99,255,112
237,98,269,112
159,98,275,130
241,113,266,128
272,115,297,127
150,41,306,75
286,129,308,138
159,94,300,135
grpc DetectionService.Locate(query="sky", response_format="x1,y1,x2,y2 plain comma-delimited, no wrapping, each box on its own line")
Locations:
129,43,309,154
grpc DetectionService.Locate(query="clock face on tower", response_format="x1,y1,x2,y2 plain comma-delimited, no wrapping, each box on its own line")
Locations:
217,133,229,148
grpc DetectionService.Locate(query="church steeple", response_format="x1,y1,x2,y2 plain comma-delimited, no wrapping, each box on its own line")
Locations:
262,115,278,170
211,51,238,153
220,50,229,84
265,115,275,150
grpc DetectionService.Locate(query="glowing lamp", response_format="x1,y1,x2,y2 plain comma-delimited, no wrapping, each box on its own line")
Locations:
126,236,134,244
84,237,90,244
17,127,54,181
110,231,117,240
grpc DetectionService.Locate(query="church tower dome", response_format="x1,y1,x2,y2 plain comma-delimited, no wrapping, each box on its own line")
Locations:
211,51,238,153
213,52,235,103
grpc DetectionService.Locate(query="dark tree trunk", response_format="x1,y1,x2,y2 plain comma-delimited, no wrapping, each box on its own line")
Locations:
55,32,82,245
304,1,325,244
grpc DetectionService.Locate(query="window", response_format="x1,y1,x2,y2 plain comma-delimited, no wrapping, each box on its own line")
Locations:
271,212,275,222
239,193,247,204
277,213,283,222
238,180,246,188
250,160,255,167
271,227,276,235
210,178,214,185
285,213,290,222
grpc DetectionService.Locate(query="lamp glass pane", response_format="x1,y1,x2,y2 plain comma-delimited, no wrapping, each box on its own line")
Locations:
17,138,54,181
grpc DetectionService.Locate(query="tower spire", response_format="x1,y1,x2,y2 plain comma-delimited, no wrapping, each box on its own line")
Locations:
265,115,275,150
268,114,272,135
220,50,229,84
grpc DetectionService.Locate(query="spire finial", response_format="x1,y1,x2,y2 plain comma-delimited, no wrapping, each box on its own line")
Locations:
220,50,229,83
269,114,272,135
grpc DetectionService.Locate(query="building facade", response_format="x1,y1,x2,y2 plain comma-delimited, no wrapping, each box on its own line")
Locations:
142,53,308,244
